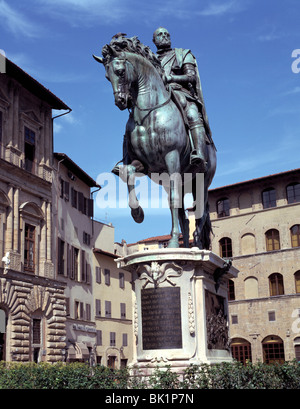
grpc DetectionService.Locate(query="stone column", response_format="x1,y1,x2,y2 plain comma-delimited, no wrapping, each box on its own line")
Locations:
46,201,51,261
13,187,19,253
5,185,14,252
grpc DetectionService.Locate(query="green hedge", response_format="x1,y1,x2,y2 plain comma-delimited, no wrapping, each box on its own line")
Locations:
0,360,299,389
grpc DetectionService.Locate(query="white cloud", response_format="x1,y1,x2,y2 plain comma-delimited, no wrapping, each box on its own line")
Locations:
0,0,39,37
198,0,244,16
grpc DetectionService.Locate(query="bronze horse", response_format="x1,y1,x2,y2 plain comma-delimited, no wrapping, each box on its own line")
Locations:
94,36,216,249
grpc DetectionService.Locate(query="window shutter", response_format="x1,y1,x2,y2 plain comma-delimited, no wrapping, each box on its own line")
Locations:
81,250,86,282
95,299,101,317
104,269,110,286
105,301,111,318
64,181,69,201
96,330,102,346
87,198,94,217
120,303,126,319
80,302,84,319
78,192,84,212
86,263,91,284
96,266,101,283
122,333,128,347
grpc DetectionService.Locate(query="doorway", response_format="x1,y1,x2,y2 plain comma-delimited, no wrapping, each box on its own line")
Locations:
0,309,7,361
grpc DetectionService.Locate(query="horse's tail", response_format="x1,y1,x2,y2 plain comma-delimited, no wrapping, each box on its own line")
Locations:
201,206,213,250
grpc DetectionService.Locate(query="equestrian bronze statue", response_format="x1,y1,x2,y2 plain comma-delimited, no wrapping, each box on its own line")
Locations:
93,31,216,249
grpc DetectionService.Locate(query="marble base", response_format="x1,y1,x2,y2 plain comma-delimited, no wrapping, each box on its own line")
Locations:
116,248,239,375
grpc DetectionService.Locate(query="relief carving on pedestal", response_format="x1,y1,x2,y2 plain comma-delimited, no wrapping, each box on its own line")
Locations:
137,261,183,289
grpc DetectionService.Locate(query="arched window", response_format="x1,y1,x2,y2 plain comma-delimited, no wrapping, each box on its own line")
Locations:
269,273,284,296
219,237,232,258
265,229,280,251
262,188,276,209
287,182,300,204
228,279,235,301
295,271,300,294
294,337,300,362
231,338,252,365
217,198,230,218
262,335,285,364
244,276,259,299
291,225,300,248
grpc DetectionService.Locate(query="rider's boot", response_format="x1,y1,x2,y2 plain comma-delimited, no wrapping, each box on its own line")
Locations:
190,125,208,172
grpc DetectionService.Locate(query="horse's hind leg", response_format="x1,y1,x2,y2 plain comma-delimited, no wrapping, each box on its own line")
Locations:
165,150,182,248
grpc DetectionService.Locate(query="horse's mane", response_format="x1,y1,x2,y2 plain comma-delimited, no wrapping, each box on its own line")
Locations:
102,35,164,78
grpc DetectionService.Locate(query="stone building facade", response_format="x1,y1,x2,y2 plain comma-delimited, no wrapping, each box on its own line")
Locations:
189,168,300,363
53,153,100,364
93,221,133,369
0,57,70,362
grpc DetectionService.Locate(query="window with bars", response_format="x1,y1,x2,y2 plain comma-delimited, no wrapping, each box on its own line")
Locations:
231,339,252,365
24,224,35,273
262,337,285,364
265,229,280,251
32,319,41,344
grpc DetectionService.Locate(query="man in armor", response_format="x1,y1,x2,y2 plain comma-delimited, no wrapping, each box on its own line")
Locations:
153,27,215,172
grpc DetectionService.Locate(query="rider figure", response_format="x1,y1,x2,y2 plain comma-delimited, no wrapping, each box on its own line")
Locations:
153,27,215,172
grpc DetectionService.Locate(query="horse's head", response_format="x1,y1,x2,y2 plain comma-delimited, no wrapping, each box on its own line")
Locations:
93,45,135,111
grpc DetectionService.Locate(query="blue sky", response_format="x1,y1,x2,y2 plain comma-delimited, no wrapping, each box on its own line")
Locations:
1,0,300,244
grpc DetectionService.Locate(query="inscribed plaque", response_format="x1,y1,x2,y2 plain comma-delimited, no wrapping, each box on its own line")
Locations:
141,287,182,350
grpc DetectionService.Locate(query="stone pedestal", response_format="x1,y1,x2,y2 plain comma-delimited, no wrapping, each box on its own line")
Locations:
116,248,238,375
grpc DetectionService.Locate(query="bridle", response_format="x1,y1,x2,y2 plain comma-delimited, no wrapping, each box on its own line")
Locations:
108,55,172,119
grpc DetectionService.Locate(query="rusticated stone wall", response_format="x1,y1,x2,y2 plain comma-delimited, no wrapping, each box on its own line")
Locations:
0,275,66,362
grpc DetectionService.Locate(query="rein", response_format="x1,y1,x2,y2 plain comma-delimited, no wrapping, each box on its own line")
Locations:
133,91,172,113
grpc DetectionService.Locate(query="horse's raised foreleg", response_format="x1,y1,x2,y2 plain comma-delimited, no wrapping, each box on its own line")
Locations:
112,162,144,224
165,150,182,248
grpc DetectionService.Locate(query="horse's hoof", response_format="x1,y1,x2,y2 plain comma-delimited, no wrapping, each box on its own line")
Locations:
167,238,180,248
111,165,120,176
131,206,144,224
193,234,203,249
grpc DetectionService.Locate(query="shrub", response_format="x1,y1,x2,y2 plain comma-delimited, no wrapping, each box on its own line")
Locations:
0,360,299,389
